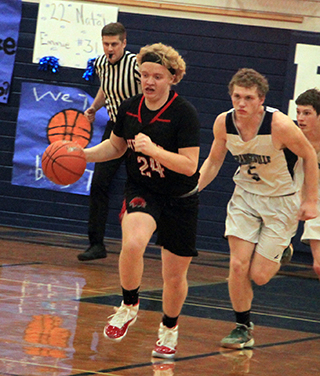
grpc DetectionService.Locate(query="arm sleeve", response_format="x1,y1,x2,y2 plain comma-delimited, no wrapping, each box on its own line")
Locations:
113,99,130,138
177,101,201,148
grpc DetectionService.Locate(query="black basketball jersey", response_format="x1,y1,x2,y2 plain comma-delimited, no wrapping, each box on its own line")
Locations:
113,90,200,196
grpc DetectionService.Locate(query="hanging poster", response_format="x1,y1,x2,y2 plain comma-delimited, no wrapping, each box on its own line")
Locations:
11,82,109,195
283,32,320,119
33,0,118,69
0,0,22,104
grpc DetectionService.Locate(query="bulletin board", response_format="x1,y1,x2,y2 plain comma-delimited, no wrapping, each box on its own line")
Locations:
33,0,118,69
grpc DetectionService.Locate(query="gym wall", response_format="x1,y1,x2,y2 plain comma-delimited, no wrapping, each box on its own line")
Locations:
0,1,313,254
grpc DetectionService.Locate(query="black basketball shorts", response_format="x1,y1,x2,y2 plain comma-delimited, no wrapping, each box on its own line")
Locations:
124,183,199,257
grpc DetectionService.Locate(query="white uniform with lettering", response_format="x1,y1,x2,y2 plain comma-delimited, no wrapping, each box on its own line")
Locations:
301,150,320,244
225,106,302,263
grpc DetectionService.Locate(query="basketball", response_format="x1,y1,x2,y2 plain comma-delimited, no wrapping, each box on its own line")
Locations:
41,140,86,185
46,109,92,148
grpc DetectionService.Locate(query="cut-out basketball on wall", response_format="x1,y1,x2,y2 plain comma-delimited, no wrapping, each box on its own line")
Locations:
46,109,93,148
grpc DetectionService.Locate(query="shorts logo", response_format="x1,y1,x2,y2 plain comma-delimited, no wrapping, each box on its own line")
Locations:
129,197,146,208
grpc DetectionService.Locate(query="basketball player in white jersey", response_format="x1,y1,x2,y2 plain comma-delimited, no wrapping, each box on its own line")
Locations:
296,88,320,279
199,68,318,349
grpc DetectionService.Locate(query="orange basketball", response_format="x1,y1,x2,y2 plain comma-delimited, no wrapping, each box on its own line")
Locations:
46,109,92,148
41,140,86,185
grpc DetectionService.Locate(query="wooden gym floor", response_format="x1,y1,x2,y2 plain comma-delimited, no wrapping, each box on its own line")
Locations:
0,225,319,376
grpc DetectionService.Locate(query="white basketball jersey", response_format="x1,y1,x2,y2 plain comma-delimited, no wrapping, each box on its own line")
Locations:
225,106,302,196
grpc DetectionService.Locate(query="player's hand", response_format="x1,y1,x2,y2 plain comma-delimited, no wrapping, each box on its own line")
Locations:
134,133,157,157
84,107,96,123
298,200,318,221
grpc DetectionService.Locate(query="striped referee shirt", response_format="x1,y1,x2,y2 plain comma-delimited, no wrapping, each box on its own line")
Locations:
95,51,141,123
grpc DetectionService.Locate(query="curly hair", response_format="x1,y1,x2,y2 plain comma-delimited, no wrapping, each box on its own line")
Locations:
137,43,186,85
228,68,269,98
295,88,320,115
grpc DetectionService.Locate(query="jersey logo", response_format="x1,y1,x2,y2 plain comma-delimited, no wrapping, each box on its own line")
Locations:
234,153,271,182
234,154,271,165
129,197,147,208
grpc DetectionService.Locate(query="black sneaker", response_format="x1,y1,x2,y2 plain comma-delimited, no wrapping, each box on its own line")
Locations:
77,244,107,261
280,244,293,266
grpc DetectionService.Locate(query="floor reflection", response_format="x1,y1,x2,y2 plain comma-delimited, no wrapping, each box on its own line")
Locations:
0,227,319,375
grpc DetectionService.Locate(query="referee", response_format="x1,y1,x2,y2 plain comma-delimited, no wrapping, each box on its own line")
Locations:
78,22,141,261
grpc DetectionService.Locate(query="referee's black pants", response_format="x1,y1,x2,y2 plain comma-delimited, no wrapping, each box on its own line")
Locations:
88,120,126,246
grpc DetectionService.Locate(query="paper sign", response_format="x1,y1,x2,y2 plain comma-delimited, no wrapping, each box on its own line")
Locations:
33,0,118,69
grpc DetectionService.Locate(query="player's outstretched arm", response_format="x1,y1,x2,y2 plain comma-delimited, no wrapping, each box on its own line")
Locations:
199,113,228,191
84,132,127,163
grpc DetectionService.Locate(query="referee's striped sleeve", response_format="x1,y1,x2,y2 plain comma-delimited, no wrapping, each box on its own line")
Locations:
94,52,141,122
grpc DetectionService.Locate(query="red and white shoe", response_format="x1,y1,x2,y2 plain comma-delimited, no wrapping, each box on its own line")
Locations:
103,301,139,341
152,323,178,359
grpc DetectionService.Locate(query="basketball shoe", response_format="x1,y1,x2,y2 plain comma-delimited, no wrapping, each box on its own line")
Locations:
77,244,107,261
280,244,294,266
103,301,139,341
152,323,178,359
221,322,254,349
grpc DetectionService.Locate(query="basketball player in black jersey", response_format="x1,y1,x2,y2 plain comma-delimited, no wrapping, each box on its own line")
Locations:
84,43,201,360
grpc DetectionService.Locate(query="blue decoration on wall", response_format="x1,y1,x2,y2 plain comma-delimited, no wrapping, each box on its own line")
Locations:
38,56,60,73
0,0,22,104
82,57,96,81
12,82,110,196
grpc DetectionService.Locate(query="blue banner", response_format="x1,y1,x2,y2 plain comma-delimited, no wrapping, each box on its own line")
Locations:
0,0,21,104
12,82,109,195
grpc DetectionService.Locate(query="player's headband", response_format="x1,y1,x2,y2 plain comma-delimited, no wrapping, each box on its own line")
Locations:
141,52,176,75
